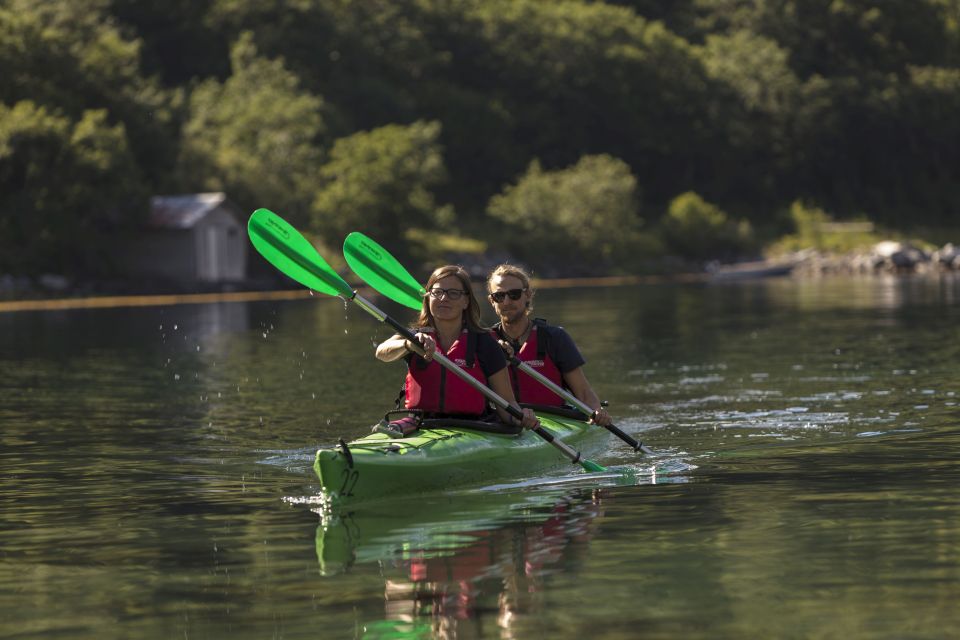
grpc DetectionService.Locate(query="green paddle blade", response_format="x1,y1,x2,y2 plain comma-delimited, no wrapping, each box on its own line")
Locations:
343,232,426,310
248,208,353,298
582,459,607,472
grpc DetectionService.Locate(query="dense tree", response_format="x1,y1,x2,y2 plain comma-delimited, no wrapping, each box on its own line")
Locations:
792,66,960,226
178,33,327,227
440,0,722,209
204,0,433,131
693,0,951,78
0,101,146,275
2,0,960,278
691,29,801,214
0,0,178,185
109,0,229,85
661,191,753,259
488,155,645,274
198,1,724,211
687,0,960,225
311,120,453,246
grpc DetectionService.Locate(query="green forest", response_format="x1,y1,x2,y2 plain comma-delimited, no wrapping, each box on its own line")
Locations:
2,0,959,280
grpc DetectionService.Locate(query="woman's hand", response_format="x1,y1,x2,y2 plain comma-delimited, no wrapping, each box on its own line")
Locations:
590,407,612,427
410,333,437,361
497,339,515,358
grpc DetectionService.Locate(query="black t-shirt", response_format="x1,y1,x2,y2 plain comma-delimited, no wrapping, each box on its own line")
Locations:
539,324,586,374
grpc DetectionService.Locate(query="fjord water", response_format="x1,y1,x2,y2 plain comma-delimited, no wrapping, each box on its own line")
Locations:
2,276,960,639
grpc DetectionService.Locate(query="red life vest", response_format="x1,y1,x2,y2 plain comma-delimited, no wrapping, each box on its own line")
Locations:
404,329,488,415
498,322,566,406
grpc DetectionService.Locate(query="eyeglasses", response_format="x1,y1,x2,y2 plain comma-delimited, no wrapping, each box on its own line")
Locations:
489,288,526,303
428,288,467,300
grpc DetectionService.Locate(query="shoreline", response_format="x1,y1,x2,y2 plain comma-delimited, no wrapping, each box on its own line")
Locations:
0,289,314,314
0,272,714,314
7,258,958,314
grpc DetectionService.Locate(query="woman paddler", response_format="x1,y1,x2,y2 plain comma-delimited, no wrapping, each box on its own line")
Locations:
375,265,540,436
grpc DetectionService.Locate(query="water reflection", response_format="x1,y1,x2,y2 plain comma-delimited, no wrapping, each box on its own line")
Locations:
756,272,960,311
316,488,605,639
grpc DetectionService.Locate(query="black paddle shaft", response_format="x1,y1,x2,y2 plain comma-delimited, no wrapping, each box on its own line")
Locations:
506,355,648,453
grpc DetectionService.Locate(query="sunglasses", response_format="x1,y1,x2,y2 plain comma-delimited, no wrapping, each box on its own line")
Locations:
428,287,467,300
489,288,526,303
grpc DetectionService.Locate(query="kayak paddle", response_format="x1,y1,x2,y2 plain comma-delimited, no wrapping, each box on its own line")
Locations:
343,231,652,455
247,209,605,472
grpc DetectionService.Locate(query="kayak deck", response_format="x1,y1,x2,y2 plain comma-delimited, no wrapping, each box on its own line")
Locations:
314,409,600,503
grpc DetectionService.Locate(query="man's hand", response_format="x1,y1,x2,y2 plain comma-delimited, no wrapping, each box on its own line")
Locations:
590,407,612,427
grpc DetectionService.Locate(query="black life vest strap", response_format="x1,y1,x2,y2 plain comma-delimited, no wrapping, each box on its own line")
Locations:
392,384,406,410
531,317,550,359
464,329,477,368
492,322,509,348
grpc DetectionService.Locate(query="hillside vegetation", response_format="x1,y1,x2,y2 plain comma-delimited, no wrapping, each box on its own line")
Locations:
2,0,959,278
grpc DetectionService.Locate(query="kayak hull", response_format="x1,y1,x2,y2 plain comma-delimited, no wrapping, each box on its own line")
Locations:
314,411,598,503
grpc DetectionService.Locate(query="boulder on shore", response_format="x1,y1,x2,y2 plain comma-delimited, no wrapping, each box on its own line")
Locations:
789,241,960,277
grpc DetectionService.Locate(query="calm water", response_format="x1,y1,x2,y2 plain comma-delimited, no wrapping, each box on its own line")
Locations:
3,276,960,639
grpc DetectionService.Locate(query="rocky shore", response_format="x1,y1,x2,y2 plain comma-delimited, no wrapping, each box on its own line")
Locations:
787,241,960,277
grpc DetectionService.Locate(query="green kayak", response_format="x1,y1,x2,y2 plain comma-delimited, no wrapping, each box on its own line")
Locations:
314,407,602,503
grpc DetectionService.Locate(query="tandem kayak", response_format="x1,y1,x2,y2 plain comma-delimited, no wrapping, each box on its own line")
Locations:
314,407,603,503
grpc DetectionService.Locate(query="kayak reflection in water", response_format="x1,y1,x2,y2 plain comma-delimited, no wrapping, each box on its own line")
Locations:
486,264,612,427
375,265,539,437
369,490,603,639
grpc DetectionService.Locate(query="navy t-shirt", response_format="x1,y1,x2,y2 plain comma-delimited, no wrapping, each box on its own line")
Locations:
539,324,586,374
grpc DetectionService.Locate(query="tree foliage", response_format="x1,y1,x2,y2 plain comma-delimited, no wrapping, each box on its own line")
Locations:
0,101,146,274
311,120,453,245
661,192,753,260
179,33,327,227
488,155,644,274
2,0,960,277
0,0,178,183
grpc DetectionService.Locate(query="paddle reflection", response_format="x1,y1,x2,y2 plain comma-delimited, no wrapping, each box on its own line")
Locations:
316,488,605,639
